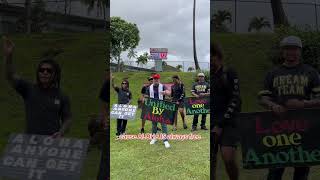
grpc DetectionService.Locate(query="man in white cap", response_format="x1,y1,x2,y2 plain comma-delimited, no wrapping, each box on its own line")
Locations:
191,72,210,131
259,36,320,180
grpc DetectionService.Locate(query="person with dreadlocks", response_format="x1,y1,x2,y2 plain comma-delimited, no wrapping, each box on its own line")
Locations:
3,37,72,137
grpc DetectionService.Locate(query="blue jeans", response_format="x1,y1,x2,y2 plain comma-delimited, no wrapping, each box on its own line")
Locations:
152,122,168,141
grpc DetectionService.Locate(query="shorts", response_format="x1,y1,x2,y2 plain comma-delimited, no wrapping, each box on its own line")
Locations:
214,115,240,147
172,100,184,108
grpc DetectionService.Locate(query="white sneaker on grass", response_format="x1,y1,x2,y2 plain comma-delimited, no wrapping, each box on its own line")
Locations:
150,138,157,145
164,141,170,148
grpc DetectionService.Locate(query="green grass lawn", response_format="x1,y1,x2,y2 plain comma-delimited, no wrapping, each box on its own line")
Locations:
110,72,210,180
0,32,107,180
214,33,320,180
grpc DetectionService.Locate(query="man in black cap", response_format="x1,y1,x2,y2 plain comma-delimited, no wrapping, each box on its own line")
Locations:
3,37,72,137
259,36,320,180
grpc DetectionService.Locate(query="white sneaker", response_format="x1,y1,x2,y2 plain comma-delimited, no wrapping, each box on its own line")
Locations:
150,138,157,145
164,141,170,148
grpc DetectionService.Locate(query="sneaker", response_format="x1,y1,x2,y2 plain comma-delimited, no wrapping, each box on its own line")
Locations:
183,124,188,129
150,138,157,145
172,127,177,131
140,128,145,134
164,141,171,148
201,126,208,130
157,127,162,131
191,126,197,132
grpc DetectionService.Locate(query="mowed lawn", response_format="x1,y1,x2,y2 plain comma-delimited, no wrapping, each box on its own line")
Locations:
214,33,320,180
0,33,107,180
110,72,210,180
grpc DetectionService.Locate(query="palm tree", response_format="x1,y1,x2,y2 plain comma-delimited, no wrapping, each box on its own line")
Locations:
176,64,183,71
136,52,149,66
248,17,271,32
25,0,32,34
193,0,200,71
188,67,195,72
270,0,289,27
212,10,232,32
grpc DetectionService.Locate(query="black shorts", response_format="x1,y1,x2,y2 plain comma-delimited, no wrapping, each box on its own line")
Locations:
172,100,184,108
214,116,240,147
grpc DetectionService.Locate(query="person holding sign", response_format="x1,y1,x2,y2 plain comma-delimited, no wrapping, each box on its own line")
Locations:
258,36,320,180
191,73,210,131
145,74,172,148
171,75,187,130
212,43,241,180
139,76,153,134
111,74,132,138
3,37,72,137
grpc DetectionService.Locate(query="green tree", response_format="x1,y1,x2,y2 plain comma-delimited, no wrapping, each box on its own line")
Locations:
212,10,232,32
110,17,140,72
176,64,183,71
188,66,195,72
136,52,149,66
248,17,271,32
271,0,289,27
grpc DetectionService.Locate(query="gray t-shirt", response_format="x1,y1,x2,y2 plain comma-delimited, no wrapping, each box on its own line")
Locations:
13,79,71,135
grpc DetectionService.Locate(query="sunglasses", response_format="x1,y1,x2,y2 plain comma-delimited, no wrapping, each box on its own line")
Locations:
39,68,53,74
122,82,127,84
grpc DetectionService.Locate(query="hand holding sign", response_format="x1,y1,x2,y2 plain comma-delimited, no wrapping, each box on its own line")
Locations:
285,99,305,109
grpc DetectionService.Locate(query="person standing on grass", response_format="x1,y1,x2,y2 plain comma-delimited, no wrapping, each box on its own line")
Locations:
191,73,210,131
3,37,72,137
171,75,187,130
139,76,153,134
259,36,320,180
212,43,241,180
145,74,171,148
111,74,132,138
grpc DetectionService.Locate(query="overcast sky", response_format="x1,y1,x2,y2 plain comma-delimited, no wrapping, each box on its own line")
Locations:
111,0,210,70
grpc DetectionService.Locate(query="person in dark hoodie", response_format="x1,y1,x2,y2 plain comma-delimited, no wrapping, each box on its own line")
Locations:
111,74,132,137
212,42,241,180
3,37,72,137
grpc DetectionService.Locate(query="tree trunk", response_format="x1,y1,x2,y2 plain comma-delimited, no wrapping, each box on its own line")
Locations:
117,56,121,72
25,0,32,34
270,0,289,27
193,0,200,71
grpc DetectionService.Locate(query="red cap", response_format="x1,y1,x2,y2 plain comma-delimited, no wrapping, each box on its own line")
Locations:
153,74,160,79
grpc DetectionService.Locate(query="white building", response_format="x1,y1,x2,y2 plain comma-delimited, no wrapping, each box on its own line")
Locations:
0,0,109,33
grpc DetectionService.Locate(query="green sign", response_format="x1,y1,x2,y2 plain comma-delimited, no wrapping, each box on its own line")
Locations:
184,97,210,115
141,98,177,125
240,109,320,169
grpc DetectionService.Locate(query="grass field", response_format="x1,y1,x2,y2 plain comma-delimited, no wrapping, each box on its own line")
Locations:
0,33,107,180
214,33,320,180
110,72,210,180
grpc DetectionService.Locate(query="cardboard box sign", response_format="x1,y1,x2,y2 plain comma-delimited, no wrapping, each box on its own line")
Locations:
239,109,320,169
110,104,137,120
184,97,210,115
0,134,89,180
141,98,177,125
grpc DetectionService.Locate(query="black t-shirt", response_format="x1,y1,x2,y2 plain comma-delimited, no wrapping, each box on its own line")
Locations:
191,81,210,94
171,83,185,102
13,79,71,135
141,85,149,95
259,64,320,105
114,87,132,104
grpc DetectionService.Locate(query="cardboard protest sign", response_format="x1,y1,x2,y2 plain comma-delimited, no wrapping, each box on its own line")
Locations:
110,104,137,120
141,98,177,125
239,109,320,169
184,97,210,115
0,134,89,180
